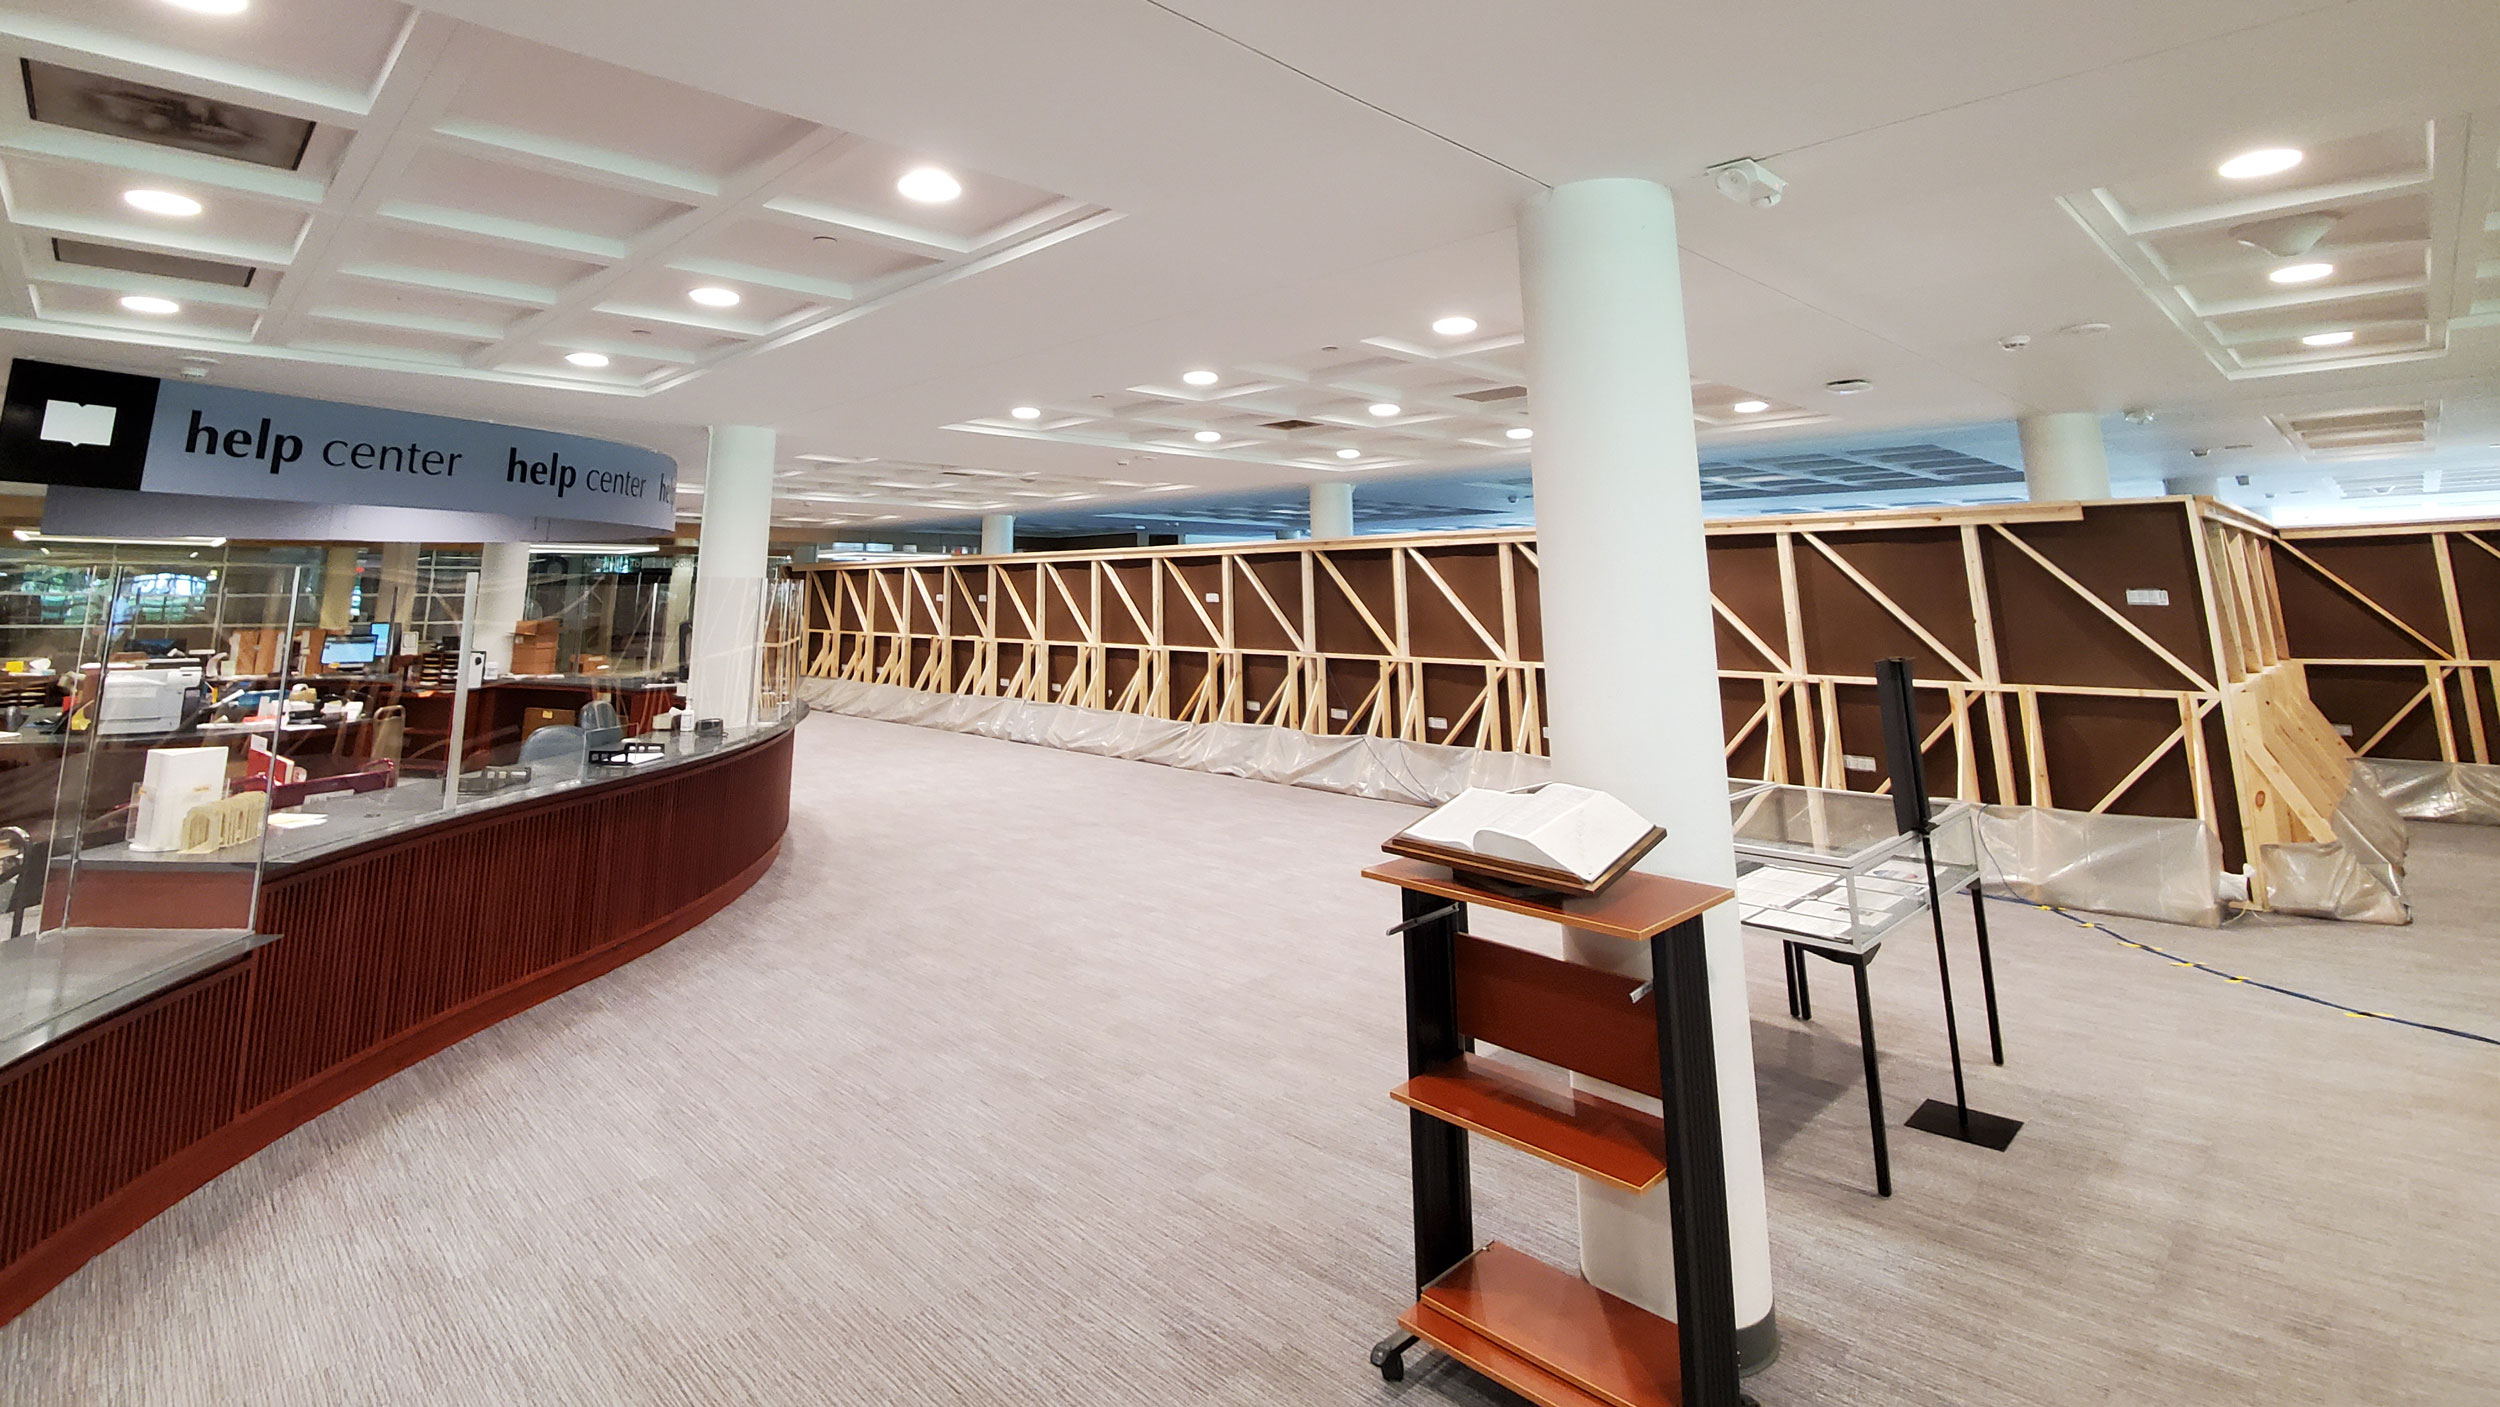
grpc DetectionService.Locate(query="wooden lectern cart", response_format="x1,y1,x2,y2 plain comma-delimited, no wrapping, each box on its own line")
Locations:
1363,852,1752,1407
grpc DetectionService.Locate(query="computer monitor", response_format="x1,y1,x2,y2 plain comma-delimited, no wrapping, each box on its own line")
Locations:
365,622,392,656
320,638,379,668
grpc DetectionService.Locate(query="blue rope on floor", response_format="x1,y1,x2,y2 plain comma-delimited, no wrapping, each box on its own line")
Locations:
1988,894,2500,1049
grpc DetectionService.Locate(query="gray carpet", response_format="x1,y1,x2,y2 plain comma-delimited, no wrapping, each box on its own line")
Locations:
4,712,2496,1405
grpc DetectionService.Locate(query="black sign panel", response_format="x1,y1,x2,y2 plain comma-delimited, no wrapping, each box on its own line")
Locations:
0,358,157,491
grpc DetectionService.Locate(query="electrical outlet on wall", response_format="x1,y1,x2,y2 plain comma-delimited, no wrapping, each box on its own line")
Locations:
2125,588,2170,607
1842,753,1878,773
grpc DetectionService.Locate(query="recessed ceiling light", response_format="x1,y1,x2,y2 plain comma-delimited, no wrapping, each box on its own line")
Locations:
688,285,741,308
2301,330,2355,347
1182,369,1219,387
897,166,962,203
1193,430,1222,443
564,351,610,368
1010,406,1041,420
2270,262,2335,285
1731,399,1771,414
2219,147,2304,180
1432,315,1478,337
1368,403,1401,417
1505,427,1533,441
122,188,201,217
1336,448,1362,460
164,0,248,13
120,295,180,315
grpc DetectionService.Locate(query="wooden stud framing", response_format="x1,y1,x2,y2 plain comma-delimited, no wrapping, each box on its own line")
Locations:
799,498,2369,902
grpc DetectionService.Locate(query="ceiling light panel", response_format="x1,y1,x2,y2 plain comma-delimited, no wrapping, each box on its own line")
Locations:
0,9,1117,396
1,157,310,259
2059,120,2471,378
31,280,256,337
779,138,1070,245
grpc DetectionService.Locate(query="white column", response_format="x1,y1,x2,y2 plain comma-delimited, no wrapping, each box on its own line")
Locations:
2019,411,2112,501
690,425,774,727
317,545,359,631
375,542,420,647
659,553,696,674
473,541,530,674
1309,481,1355,539
981,513,1015,555
1519,177,1776,1352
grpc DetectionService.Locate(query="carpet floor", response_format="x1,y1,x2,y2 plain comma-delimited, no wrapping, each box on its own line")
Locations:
3,712,2495,1406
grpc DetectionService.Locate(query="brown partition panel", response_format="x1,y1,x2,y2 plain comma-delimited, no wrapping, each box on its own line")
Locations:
1450,934,1659,1098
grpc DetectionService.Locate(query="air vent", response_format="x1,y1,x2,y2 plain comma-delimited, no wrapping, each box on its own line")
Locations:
1458,385,1528,403
2270,403,2435,459
53,238,255,289
1263,418,1322,431
24,60,316,170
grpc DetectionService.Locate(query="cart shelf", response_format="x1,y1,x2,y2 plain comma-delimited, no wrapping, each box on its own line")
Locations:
1392,1053,1666,1192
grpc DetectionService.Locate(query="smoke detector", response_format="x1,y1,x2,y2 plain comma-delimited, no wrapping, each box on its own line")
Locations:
2230,211,2341,258
1708,158,1787,209
1999,335,2032,352
2123,407,2157,425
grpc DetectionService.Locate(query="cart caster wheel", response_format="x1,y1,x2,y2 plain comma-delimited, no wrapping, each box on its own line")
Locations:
1377,1351,1404,1382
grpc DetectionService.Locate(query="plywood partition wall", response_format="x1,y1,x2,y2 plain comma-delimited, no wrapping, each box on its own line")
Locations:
798,498,2356,892
803,532,1551,752
2272,518,2500,765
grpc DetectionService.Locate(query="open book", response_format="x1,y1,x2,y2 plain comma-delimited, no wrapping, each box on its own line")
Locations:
1396,784,1659,885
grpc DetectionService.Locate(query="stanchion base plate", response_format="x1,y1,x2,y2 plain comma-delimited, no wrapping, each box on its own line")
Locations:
1905,1099,2023,1150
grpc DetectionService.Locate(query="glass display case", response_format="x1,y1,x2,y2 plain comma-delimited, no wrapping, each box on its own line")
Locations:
1727,784,1979,954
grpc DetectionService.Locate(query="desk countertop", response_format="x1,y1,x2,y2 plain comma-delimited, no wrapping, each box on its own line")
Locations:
75,715,794,874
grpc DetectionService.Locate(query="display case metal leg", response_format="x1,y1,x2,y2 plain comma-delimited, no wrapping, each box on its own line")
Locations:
1851,958,1891,1198
1970,882,2004,1066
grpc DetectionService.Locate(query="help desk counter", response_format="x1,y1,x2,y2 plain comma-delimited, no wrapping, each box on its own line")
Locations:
0,360,794,1326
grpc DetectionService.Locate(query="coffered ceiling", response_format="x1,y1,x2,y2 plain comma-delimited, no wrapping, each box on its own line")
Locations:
0,0,1114,393
2,0,2498,537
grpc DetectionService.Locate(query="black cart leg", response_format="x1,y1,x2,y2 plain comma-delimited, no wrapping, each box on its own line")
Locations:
1371,1329,1417,1381
1399,889,1473,1289
1650,918,1742,1407
1782,941,1798,1019
1851,958,1891,1197
1970,882,2004,1066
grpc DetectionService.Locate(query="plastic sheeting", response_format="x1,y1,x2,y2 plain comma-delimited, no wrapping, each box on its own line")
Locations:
2357,757,2500,826
800,678,1550,804
2261,769,2411,925
804,678,2271,924
1970,804,2225,928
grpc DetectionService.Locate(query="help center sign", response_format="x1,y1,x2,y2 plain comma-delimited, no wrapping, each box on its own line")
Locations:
141,380,677,533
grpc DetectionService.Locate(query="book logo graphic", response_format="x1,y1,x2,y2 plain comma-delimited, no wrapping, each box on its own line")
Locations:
38,399,116,448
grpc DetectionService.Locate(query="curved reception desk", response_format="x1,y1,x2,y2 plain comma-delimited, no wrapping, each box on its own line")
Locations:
0,718,795,1324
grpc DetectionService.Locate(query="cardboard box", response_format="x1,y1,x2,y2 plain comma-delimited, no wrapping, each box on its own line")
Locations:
520,707,576,739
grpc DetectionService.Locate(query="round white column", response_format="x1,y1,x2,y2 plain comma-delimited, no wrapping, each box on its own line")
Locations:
690,425,775,728
981,513,1016,555
1309,481,1355,539
472,541,531,674
2019,411,2113,501
1519,177,1776,1353
375,542,421,645
317,545,359,632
